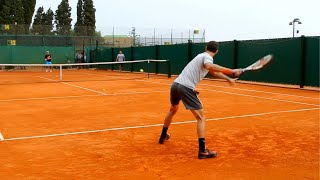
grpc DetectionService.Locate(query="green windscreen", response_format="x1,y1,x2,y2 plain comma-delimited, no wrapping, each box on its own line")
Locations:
0,46,75,64
305,37,320,87
238,38,301,85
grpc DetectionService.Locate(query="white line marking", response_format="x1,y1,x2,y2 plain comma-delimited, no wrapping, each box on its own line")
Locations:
62,82,108,95
37,76,107,95
136,80,320,107
0,95,101,102
111,90,167,96
200,83,319,100
0,91,168,102
200,88,319,107
0,132,4,141
2,107,318,142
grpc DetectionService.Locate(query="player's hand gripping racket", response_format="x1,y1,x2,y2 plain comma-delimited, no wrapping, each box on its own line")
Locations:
242,54,273,73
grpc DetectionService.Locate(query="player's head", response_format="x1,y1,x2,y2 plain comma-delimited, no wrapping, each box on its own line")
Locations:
119,51,122,54
205,41,219,54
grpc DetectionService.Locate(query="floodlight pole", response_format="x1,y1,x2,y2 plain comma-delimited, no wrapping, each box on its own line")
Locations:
289,18,302,38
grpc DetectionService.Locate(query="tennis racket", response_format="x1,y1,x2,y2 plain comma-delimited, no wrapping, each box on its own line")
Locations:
242,54,273,73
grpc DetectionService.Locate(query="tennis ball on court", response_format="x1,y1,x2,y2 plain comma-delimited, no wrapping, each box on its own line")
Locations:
102,89,105,91
140,69,144,72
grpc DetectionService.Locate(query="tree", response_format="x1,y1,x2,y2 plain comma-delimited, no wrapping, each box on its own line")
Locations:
0,0,5,23
31,6,44,34
74,0,84,35
83,0,96,36
0,0,7,24
43,8,54,35
0,0,25,34
22,0,36,30
55,0,72,35
0,0,24,24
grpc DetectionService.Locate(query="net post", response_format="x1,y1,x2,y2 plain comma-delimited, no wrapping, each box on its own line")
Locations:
155,45,159,74
59,64,62,81
130,46,134,72
82,41,85,63
111,48,114,71
147,60,150,79
167,59,171,78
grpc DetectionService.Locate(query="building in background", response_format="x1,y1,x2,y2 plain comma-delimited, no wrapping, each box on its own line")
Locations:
103,35,132,47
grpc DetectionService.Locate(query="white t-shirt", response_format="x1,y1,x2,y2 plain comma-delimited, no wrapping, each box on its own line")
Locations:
174,52,213,89
117,54,125,62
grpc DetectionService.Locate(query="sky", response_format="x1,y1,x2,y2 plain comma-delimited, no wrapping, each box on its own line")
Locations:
35,0,320,41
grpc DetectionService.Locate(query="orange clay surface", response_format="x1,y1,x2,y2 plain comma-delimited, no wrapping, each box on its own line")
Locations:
0,70,319,180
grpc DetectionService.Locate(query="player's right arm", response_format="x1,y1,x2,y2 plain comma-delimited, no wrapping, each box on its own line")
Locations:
204,62,242,77
204,62,242,86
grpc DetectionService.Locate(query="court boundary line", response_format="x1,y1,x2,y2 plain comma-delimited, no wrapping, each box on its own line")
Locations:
200,83,319,100
0,132,4,141
200,88,319,107
1,107,318,142
0,90,168,102
0,94,101,102
135,80,319,107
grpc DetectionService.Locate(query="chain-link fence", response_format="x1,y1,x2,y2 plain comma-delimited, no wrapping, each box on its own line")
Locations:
0,24,206,48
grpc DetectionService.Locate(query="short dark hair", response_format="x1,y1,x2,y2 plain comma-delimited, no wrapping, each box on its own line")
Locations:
206,41,219,53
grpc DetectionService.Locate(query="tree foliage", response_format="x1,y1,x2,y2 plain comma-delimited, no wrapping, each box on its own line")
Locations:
74,0,84,35
43,8,54,35
31,6,44,34
22,0,36,27
0,0,25,24
83,0,96,36
55,0,72,35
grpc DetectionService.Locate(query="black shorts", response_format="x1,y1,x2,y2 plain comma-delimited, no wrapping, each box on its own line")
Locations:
170,82,202,110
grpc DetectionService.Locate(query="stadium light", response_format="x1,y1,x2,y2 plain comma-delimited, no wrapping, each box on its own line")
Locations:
289,18,302,38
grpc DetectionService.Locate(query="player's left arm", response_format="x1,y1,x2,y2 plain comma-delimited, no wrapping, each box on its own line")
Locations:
211,70,237,86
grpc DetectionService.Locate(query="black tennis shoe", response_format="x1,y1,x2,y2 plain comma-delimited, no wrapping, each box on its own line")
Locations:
198,149,217,159
158,133,170,144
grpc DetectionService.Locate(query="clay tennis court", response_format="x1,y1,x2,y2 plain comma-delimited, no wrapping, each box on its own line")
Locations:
0,70,319,179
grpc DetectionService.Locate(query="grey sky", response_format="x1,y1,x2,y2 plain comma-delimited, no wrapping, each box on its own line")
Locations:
35,0,319,41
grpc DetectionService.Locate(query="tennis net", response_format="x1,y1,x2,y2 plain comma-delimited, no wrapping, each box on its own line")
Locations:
0,60,171,85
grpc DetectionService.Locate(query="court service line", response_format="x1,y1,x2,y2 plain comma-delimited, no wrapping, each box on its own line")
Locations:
135,80,319,107
1,107,318,142
200,83,319,100
37,76,107,95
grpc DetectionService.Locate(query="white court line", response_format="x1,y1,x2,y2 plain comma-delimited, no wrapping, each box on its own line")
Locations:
200,83,319,100
0,91,168,102
135,79,320,107
0,132,4,141
2,107,319,142
200,88,319,107
111,90,167,96
38,76,107,95
0,94,101,102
